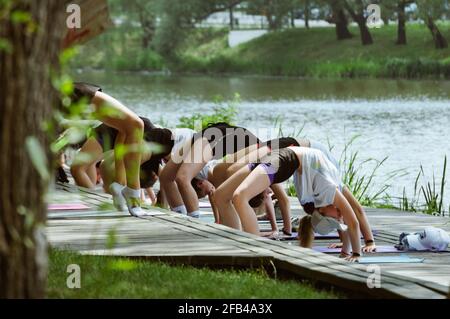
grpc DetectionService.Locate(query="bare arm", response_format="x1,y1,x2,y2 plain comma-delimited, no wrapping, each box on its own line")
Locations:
342,187,376,251
338,230,351,257
333,189,361,261
263,194,278,232
209,193,220,224
270,184,291,235
145,187,157,205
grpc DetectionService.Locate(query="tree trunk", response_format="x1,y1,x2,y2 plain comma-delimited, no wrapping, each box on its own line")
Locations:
425,16,448,49
396,1,407,45
335,9,353,40
356,18,373,45
229,5,234,30
304,0,310,29
139,11,155,49
0,0,66,298
344,2,373,45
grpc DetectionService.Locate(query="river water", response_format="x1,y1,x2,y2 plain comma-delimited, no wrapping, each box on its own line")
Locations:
74,70,450,210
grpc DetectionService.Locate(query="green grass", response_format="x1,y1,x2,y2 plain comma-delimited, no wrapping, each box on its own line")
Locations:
48,249,341,299
71,23,449,78
178,23,450,78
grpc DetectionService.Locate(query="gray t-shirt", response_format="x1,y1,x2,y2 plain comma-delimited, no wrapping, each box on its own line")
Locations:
293,148,342,208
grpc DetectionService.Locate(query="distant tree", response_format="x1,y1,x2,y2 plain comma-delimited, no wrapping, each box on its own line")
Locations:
324,0,353,40
154,0,243,57
132,0,158,49
376,0,413,45
0,0,68,298
417,0,448,49
394,1,414,45
302,0,310,28
246,0,296,30
343,0,373,45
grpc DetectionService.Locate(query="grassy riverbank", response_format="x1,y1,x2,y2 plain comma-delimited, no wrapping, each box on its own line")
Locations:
48,249,340,298
71,24,450,79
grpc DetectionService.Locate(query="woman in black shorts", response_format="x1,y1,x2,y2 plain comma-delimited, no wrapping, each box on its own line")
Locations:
69,82,173,216
214,146,375,262
159,122,260,218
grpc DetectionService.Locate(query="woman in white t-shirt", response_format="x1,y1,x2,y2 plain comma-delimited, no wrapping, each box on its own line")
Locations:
214,146,376,262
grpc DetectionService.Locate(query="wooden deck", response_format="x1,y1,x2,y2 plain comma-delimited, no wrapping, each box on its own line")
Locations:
47,183,450,299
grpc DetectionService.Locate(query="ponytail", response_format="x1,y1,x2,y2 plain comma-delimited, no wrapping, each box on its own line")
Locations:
298,215,314,248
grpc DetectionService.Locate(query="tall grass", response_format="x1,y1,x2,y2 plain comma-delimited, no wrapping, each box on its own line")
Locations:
400,156,447,216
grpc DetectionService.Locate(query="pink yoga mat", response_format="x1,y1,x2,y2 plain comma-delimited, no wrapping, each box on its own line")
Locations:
48,203,90,211
313,245,402,254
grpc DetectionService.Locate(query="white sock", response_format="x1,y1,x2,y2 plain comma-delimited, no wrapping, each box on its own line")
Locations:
172,205,187,215
109,182,127,211
110,182,125,194
122,186,141,199
188,210,200,218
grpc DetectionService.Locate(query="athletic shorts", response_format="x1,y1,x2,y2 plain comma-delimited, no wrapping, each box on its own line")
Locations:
248,148,300,185
192,122,260,160
93,117,155,152
72,82,102,103
260,137,300,150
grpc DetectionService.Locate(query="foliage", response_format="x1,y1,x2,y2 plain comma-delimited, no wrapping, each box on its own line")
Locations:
399,156,447,216
245,0,297,29
177,94,240,130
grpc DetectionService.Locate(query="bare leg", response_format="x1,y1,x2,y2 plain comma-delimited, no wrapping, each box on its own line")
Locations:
214,165,253,230
114,131,127,186
226,146,271,178
232,167,271,235
99,151,115,193
91,92,144,190
159,159,184,209
175,139,213,214
71,137,104,188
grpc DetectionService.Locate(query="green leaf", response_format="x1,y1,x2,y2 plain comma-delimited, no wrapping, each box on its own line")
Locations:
0,38,12,53
11,10,31,24
25,137,49,182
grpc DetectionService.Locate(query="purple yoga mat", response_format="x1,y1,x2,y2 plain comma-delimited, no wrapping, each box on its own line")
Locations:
313,245,403,254
48,203,90,211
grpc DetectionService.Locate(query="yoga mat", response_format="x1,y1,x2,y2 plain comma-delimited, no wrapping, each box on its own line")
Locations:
358,255,425,264
48,203,90,211
313,246,403,254
277,232,339,240
278,230,380,241
199,202,212,208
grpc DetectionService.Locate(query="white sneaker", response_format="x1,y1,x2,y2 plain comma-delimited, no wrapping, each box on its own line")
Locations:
121,187,144,217
109,183,127,212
